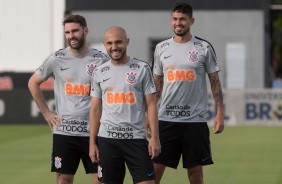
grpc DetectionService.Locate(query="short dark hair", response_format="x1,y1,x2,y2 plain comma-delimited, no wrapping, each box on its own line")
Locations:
172,1,193,18
63,14,87,27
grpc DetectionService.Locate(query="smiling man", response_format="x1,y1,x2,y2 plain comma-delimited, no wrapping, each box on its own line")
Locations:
153,2,225,184
89,26,161,184
28,15,109,184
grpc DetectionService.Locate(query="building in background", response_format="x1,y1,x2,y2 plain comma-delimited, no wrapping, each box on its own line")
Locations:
1,0,280,89
3,0,282,125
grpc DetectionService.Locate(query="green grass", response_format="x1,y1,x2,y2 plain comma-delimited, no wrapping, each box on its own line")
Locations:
0,125,282,184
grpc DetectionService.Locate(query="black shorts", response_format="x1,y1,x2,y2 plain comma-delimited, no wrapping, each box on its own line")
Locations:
51,134,97,175
154,121,213,169
97,137,155,184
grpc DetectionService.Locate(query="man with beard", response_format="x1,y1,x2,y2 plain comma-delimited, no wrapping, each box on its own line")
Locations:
28,15,109,184
153,2,225,184
89,26,161,184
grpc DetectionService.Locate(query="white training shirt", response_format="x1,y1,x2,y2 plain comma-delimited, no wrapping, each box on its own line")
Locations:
91,58,156,139
153,36,220,123
36,47,109,136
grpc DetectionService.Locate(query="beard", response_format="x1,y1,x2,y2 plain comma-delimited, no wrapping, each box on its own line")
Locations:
68,33,85,50
173,27,190,37
108,48,127,62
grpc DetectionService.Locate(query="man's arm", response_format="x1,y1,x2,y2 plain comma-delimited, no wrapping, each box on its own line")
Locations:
145,93,161,159
153,74,164,102
89,97,102,163
28,73,61,129
208,72,224,134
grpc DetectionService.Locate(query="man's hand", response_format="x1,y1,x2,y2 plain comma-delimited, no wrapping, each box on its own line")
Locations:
148,137,161,159
43,111,62,130
89,143,100,163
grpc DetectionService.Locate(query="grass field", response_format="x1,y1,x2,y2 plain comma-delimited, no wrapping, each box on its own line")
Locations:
0,125,282,184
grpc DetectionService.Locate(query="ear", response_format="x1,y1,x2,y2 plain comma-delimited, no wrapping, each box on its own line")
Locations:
126,38,129,46
190,17,195,25
84,27,89,35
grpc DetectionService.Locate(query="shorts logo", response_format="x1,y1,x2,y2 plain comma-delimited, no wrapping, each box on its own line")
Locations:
98,166,103,178
188,50,199,62
167,69,196,82
86,63,97,76
54,156,62,169
126,72,138,85
106,91,136,104
65,83,90,96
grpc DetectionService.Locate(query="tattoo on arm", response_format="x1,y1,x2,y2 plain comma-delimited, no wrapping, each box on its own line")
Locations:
208,72,223,107
154,74,164,101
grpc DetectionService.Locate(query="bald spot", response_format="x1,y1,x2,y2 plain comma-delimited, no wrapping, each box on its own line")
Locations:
104,26,127,40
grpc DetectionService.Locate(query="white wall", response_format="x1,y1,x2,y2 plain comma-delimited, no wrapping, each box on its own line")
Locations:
0,0,65,72
76,10,264,88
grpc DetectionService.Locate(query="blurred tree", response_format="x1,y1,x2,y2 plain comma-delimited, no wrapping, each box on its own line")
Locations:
271,12,282,77
272,0,282,4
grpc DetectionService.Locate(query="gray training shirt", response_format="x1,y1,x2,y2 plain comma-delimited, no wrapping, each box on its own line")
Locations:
91,58,156,139
153,36,220,123
36,47,109,136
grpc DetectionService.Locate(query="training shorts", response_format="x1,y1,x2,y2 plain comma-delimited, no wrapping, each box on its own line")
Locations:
97,137,155,184
51,134,97,175
154,121,213,169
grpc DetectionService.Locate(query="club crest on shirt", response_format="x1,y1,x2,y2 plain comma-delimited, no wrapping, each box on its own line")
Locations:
86,63,97,76
126,72,138,85
188,50,199,63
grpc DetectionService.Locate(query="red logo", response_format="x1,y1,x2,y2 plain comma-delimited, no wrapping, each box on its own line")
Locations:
126,72,138,85
86,63,97,76
188,50,199,62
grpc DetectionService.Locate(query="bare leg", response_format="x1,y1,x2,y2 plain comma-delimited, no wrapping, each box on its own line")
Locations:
137,180,155,184
56,173,74,184
187,165,204,184
90,173,101,184
154,163,166,184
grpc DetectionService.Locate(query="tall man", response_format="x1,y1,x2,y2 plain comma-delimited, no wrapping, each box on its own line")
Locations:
28,15,109,184
153,2,224,184
89,26,161,184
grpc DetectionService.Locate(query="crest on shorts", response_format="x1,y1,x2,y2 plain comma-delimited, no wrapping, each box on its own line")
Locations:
86,63,97,76
98,166,103,178
54,156,62,169
188,50,199,63
126,72,138,85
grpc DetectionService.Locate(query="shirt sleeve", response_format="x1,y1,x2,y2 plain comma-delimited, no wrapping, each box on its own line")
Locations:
143,64,157,95
153,44,163,76
35,53,55,81
90,69,102,98
205,43,220,74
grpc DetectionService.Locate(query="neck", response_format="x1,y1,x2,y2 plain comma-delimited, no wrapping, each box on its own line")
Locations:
173,33,192,43
69,44,89,57
111,56,130,65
